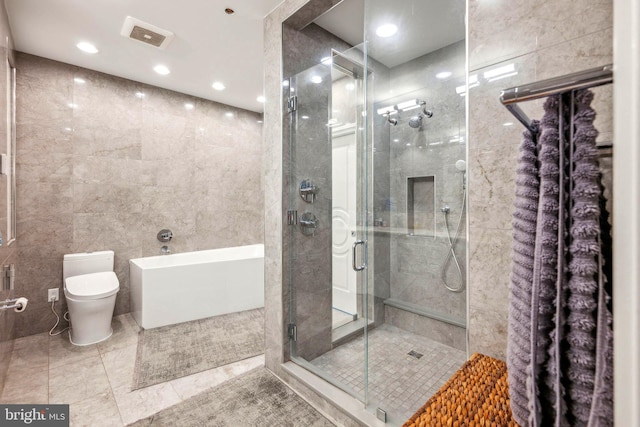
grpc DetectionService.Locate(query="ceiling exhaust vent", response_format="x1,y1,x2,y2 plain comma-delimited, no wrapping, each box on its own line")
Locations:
120,16,174,49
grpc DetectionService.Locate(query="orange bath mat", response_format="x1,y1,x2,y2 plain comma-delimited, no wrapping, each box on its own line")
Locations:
402,353,519,427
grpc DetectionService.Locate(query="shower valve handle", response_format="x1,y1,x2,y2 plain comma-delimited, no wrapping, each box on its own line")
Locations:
157,229,173,242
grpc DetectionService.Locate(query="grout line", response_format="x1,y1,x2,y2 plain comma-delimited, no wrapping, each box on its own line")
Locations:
98,344,126,426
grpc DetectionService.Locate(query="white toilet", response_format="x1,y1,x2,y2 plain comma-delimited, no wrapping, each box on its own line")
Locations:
63,251,120,346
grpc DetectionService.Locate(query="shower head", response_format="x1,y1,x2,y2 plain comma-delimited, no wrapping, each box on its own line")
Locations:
408,114,423,128
384,113,398,126
408,102,434,129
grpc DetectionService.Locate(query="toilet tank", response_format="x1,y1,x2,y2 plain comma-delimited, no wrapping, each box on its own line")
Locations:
63,251,115,281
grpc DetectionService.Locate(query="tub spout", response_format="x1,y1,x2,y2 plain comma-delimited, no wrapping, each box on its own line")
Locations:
161,245,171,255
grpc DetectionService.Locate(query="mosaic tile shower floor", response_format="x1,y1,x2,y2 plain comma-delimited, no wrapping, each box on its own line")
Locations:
311,323,467,422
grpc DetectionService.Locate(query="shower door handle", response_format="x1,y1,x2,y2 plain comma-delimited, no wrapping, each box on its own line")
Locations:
352,240,366,272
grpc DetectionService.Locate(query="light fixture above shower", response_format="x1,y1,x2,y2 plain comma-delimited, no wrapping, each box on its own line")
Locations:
397,99,422,111
377,105,397,115
376,23,398,38
377,99,431,115
378,99,433,128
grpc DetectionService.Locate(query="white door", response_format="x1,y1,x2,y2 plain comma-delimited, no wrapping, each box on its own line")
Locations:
332,126,357,315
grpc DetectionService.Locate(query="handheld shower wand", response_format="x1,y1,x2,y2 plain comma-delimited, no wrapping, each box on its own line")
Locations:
440,159,467,293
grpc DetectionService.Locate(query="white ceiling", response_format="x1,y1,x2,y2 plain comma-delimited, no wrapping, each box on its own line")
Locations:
314,0,365,52
4,0,464,114
315,0,465,68
4,0,283,113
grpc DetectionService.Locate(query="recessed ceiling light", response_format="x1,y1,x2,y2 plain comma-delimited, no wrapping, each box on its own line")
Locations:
153,65,170,75
73,77,86,84
212,81,226,91
76,41,99,54
310,75,322,84
257,96,265,103
135,91,146,99
225,112,234,118
184,103,194,110
376,24,398,38
503,122,514,126
436,71,452,79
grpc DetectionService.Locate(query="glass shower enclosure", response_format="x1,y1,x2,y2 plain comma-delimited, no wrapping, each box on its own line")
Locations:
285,0,467,424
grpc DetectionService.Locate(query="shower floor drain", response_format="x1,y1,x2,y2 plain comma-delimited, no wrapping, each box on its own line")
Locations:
408,350,423,359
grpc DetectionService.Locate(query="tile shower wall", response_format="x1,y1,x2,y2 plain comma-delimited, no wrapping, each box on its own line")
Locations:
15,53,264,338
467,0,613,359
283,23,351,361
0,0,16,394
378,42,466,348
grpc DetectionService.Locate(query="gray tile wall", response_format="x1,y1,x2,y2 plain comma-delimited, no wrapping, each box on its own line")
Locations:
282,23,352,361
14,53,264,338
378,42,467,341
0,0,16,394
467,0,613,359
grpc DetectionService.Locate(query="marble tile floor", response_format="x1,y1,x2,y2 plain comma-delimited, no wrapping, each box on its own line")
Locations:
0,313,265,427
311,323,467,423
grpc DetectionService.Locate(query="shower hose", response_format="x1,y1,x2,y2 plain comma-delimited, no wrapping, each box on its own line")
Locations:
440,189,466,293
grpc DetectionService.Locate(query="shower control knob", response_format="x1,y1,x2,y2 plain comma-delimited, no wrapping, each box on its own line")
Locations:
157,229,173,242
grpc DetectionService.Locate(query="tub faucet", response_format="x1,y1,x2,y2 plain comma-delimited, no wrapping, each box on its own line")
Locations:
161,245,171,255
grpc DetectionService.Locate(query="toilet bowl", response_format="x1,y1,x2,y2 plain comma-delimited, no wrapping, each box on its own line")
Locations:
63,251,120,346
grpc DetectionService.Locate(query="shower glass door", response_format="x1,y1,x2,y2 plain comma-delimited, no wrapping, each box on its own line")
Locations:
286,0,467,424
286,48,372,404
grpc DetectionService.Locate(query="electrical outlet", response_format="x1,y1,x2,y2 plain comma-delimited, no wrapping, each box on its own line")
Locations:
47,288,59,302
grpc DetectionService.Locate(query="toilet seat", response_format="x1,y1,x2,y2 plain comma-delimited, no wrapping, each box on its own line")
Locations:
64,271,119,300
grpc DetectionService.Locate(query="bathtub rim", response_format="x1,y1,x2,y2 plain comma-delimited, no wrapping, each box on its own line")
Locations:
129,243,264,270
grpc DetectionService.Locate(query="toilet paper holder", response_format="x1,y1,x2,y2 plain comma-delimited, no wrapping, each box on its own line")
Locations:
0,297,27,312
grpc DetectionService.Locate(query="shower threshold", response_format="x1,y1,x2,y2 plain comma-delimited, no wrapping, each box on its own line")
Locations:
332,317,374,346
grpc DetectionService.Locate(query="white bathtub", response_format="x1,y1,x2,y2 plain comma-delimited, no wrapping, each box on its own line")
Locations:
129,244,264,329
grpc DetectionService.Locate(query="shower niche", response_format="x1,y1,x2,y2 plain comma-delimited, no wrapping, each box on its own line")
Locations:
407,175,436,237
